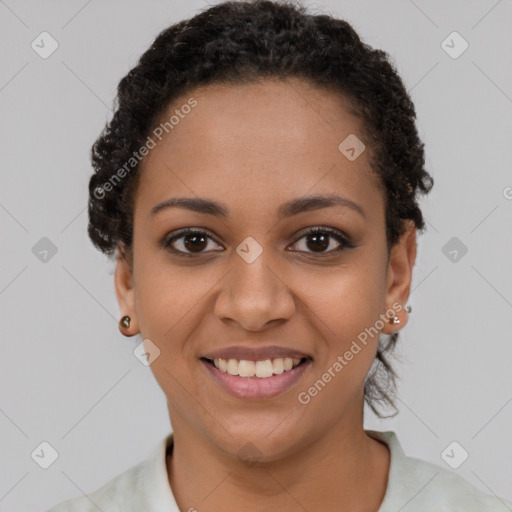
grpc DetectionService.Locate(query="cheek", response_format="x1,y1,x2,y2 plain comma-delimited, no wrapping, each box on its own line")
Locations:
134,251,207,341
298,278,383,414
306,263,386,338
134,263,208,417
300,261,387,393
133,255,223,401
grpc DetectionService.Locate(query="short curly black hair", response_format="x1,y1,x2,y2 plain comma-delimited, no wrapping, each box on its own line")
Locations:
88,0,433,418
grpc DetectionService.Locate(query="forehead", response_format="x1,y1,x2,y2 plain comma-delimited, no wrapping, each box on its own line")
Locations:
135,78,384,223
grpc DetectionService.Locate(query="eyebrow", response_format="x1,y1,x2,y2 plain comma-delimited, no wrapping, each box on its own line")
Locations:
150,193,365,220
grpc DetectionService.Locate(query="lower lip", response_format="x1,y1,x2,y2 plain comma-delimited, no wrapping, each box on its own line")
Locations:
201,359,312,400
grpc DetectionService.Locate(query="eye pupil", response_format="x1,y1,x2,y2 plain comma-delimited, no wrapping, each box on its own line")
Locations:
184,234,208,252
307,233,329,252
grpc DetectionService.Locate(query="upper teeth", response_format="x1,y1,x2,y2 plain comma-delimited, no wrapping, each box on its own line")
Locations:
213,357,302,378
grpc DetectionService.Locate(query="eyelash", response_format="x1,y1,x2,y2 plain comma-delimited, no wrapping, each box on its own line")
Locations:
162,226,355,258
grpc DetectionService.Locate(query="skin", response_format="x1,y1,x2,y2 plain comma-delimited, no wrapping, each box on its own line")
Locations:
114,78,417,511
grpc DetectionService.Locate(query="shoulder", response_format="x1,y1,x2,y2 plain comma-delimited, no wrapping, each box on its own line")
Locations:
367,430,512,512
45,434,175,512
400,454,511,510
45,458,148,512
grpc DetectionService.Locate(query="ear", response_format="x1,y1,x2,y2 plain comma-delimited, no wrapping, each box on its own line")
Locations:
114,245,139,335
381,220,417,334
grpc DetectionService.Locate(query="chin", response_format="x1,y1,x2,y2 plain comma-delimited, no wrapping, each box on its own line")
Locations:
205,419,309,464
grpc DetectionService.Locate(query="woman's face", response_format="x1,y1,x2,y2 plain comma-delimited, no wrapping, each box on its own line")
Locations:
115,78,416,460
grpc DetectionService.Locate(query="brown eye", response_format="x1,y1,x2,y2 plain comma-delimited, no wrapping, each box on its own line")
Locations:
182,233,208,252
163,229,223,256
305,232,330,252
289,227,353,255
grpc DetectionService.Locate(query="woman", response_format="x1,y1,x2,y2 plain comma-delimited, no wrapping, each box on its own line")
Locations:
47,0,511,510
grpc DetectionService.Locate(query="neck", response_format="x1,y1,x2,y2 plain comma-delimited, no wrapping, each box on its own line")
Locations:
166,411,390,511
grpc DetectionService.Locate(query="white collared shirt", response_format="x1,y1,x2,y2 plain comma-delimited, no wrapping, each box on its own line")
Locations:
46,430,511,511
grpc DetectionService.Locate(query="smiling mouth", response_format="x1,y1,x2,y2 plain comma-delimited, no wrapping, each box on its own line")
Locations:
201,357,310,378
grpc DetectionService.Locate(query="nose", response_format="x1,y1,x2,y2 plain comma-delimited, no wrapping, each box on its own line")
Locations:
213,251,295,331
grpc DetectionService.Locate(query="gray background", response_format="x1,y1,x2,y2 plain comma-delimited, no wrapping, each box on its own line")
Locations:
1,0,511,510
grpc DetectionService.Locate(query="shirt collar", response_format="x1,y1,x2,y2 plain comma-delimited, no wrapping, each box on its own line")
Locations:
366,429,425,511
140,432,180,511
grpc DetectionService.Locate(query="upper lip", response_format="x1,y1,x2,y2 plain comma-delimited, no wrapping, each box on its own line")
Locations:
202,345,312,362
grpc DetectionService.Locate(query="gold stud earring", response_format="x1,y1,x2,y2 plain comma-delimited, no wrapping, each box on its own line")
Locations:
119,315,131,329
